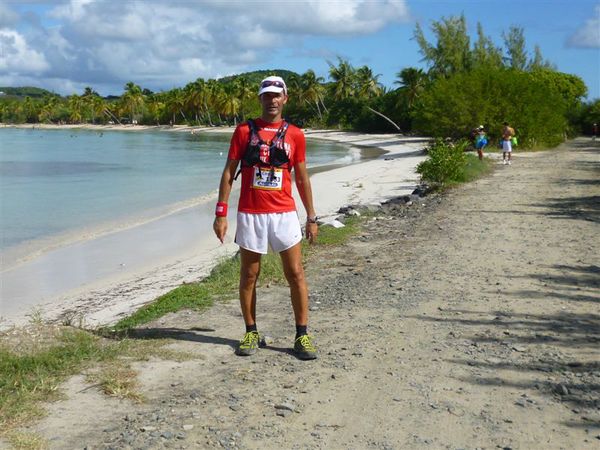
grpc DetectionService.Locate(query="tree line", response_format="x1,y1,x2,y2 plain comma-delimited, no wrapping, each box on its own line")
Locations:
1,15,598,148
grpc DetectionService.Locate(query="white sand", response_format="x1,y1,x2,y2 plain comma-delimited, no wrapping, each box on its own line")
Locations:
0,129,428,330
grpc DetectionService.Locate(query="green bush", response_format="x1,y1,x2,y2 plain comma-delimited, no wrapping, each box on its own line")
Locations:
417,138,468,184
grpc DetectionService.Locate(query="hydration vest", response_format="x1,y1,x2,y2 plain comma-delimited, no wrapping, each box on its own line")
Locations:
235,119,290,181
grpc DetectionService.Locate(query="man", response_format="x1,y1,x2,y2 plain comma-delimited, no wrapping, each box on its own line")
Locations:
501,121,515,165
213,76,318,360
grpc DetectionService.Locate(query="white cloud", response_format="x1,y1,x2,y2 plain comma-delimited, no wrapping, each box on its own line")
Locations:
0,29,49,73
567,5,600,48
1,0,410,94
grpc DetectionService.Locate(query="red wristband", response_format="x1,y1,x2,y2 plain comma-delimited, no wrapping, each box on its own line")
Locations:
215,202,228,217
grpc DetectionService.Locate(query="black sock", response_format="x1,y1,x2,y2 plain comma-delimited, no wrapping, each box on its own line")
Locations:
246,323,257,333
295,325,307,339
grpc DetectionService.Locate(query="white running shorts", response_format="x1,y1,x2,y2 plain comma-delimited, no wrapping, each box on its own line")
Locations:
235,211,302,254
502,139,512,152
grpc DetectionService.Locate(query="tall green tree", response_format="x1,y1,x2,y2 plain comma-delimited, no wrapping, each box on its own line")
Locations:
122,82,145,123
502,26,528,70
472,23,503,68
355,66,383,99
394,67,427,109
413,14,472,78
328,57,356,100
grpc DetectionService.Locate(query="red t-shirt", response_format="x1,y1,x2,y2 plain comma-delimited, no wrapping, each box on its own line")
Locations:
228,118,306,214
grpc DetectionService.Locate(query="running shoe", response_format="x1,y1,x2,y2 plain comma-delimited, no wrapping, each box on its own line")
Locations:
508,160,512,165
236,331,260,356
293,334,318,360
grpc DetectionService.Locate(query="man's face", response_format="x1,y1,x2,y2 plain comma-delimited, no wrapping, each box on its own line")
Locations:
259,91,287,119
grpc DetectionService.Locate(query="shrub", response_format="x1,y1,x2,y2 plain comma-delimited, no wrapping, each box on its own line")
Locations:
417,138,468,184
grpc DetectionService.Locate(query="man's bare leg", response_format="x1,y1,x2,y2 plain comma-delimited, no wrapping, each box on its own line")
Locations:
279,242,309,326
239,247,261,326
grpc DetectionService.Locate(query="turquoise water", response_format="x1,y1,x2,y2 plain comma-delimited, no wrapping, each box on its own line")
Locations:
0,127,351,255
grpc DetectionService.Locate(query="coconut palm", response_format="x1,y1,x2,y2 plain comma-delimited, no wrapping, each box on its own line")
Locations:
232,76,254,121
67,94,83,123
300,70,327,119
219,83,241,125
394,67,427,109
165,88,188,125
328,57,356,101
355,66,383,99
122,82,145,123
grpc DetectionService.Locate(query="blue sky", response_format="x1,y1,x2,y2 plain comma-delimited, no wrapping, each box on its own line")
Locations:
1,0,598,99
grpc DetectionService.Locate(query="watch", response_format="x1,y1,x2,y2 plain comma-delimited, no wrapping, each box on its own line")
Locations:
306,216,319,224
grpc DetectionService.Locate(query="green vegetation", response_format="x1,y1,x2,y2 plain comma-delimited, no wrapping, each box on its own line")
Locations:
417,139,492,187
1,328,127,433
0,14,594,146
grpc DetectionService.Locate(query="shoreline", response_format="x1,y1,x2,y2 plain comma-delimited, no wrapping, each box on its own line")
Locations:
0,129,429,330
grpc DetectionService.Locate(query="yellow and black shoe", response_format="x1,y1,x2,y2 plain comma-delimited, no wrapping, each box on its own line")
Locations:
293,334,317,360
236,331,260,356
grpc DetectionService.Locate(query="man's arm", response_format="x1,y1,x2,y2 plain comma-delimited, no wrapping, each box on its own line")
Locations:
213,159,239,243
294,161,318,243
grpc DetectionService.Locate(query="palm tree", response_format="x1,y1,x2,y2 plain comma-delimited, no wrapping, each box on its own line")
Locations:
67,94,83,123
82,87,104,123
39,95,59,123
165,88,187,125
328,57,356,101
300,70,327,119
122,82,145,123
146,94,165,125
394,67,427,109
218,83,241,125
232,76,254,121
355,66,383,99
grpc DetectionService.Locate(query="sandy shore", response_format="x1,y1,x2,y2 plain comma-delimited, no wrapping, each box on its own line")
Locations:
0,128,428,330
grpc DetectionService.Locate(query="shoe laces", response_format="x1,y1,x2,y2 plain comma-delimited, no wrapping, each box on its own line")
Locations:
240,331,258,347
296,334,315,351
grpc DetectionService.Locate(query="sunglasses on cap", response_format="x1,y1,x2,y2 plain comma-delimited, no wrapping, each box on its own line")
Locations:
261,80,285,89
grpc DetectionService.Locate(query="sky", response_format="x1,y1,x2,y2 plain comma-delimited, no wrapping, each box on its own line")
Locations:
1,0,599,100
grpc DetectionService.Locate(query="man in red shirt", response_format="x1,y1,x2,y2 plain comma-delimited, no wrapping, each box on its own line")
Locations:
213,76,318,360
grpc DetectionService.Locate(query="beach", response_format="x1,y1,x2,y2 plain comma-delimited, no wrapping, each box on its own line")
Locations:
0,125,428,330
7,137,598,449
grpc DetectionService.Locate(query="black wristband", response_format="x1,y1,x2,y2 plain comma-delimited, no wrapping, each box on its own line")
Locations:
306,216,318,224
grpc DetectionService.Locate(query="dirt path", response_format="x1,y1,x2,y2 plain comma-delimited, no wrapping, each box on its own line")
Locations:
16,138,600,449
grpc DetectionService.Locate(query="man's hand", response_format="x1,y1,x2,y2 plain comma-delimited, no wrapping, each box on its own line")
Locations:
305,222,318,244
213,217,228,243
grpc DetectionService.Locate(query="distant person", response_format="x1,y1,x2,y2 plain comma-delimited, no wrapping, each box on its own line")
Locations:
593,123,597,141
213,76,318,360
474,125,488,161
501,121,515,165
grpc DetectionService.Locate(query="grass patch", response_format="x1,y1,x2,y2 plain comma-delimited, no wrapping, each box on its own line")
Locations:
309,216,362,247
108,250,288,332
5,431,47,450
449,153,494,185
86,362,144,402
0,325,185,437
0,328,118,433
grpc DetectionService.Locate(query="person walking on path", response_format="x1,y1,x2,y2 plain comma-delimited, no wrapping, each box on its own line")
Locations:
593,123,597,141
474,125,488,161
501,121,515,165
213,76,319,360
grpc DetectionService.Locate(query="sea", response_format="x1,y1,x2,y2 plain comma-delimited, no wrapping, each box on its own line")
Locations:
0,127,357,268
